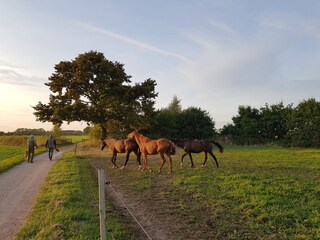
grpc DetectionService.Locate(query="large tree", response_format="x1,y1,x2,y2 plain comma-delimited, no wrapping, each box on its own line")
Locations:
33,51,158,137
176,107,216,140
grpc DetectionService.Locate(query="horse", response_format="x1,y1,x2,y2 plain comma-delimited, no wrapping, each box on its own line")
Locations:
175,140,223,168
101,138,141,169
127,130,176,173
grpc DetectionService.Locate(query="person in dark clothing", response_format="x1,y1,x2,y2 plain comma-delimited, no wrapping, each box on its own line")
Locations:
27,135,38,163
45,135,58,160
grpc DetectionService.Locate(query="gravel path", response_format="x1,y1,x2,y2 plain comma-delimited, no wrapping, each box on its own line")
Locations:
0,145,75,240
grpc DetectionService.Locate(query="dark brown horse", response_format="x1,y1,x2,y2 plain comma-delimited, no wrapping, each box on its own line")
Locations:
101,138,141,169
127,130,176,173
175,140,223,168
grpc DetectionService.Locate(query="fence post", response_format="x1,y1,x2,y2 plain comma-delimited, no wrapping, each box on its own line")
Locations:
98,169,107,240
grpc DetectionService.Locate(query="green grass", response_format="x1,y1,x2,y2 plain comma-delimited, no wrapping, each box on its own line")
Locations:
0,145,47,173
15,150,129,240
100,146,320,239
0,135,88,173
13,145,320,239
171,147,320,239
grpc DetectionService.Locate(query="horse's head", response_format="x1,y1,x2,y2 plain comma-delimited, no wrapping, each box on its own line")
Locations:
174,140,186,149
127,129,139,139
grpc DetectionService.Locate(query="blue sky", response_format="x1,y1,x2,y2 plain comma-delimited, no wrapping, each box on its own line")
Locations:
1,0,320,132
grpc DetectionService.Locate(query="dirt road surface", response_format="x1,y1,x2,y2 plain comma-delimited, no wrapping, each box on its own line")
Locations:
0,145,75,240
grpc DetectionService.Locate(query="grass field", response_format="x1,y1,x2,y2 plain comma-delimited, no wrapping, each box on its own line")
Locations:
15,150,130,240
98,145,320,239
12,144,320,239
0,135,88,173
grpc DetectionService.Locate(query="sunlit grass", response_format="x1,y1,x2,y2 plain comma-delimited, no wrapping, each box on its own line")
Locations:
15,150,130,239
100,145,320,239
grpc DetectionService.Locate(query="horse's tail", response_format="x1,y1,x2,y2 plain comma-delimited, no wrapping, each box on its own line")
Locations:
168,140,176,155
211,140,224,153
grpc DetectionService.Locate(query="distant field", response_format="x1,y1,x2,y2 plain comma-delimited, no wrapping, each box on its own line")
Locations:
0,135,88,173
0,145,27,173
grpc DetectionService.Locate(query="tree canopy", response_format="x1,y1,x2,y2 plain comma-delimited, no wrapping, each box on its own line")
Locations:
33,51,158,136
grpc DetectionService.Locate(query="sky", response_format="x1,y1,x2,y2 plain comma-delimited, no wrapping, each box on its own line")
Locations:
1,0,320,132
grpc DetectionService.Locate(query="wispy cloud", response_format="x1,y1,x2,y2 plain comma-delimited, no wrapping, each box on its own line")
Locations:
0,68,45,87
260,14,320,39
77,22,190,63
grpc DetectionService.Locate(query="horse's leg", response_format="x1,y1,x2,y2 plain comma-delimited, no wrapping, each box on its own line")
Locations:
181,152,189,167
166,153,173,174
134,150,142,170
189,153,195,168
112,152,118,168
158,152,167,173
202,152,208,166
208,151,219,168
142,153,152,172
121,151,131,169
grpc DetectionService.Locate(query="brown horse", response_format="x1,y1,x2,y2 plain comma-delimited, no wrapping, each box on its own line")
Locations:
175,140,223,168
101,138,141,169
127,130,176,173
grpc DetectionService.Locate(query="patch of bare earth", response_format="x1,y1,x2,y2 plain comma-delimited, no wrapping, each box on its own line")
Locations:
91,155,219,240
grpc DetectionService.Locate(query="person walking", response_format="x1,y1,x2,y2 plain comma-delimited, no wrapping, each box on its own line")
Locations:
26,135,38,163
45,135,58,160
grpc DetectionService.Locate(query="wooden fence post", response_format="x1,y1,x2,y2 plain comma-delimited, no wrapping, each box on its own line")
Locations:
98,169,107,240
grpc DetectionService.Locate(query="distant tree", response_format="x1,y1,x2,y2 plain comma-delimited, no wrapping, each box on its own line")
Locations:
83,126,91,135
51,125,62,139
151,96,182,139
285,98,320,147
13,128,47,136
228,106,261,145
167,95,182,113
259,102,293,143
88,124,101,140
176,107,216,139
33,51,158,137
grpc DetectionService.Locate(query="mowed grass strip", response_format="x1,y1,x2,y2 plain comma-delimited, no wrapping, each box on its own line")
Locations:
0,145,47,173
15,150,129,240
101,146,320,239
0,145,25,173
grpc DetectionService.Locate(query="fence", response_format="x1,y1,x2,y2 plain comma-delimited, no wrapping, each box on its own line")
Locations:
90,162,152,240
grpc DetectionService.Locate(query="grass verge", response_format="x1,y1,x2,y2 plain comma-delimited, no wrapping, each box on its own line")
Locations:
15,150,129,240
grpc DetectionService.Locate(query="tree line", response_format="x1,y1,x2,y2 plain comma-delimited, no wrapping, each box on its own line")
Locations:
0,128,84,136
220,98,320,147
31,51,320,148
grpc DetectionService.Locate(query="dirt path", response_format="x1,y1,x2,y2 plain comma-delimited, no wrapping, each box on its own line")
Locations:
0,145,75,240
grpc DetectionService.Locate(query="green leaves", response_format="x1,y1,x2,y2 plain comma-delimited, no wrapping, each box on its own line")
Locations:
33,51,157,134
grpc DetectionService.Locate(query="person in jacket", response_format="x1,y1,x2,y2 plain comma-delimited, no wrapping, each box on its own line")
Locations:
45,135,58,160
27,135,38,163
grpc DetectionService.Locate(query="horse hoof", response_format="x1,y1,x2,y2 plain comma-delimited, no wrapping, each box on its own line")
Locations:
120,166,125,170
201,165,205,167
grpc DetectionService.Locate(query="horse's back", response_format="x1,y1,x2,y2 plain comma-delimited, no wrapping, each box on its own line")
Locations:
124,138,139,151
113,139,126,153
185,140,212,153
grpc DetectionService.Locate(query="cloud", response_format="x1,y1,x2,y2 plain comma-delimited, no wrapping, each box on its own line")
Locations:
260,14,320,39
0,67,45,87
76,22,190,63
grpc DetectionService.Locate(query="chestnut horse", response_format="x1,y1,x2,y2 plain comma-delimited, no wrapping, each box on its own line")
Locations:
101,138,141,169
127,130,176,173
175,140,223,168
